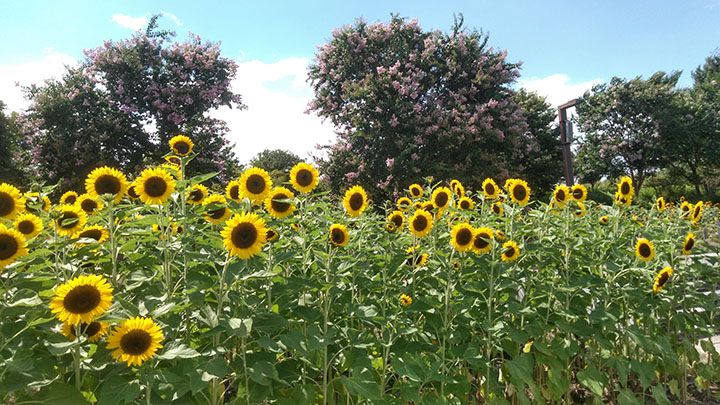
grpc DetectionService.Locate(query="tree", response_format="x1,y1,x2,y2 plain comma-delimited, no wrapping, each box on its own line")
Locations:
0,102,30,185
307,15,533,200
249,149,302,185
21,16,245,191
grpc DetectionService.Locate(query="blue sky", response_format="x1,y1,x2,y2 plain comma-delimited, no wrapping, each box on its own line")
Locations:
2,0,719,162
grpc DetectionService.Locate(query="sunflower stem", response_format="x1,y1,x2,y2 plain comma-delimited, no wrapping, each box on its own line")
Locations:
73,333,81,391
108,202,118,286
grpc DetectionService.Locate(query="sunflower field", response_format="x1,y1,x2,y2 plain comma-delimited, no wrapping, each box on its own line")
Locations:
1,136,719,405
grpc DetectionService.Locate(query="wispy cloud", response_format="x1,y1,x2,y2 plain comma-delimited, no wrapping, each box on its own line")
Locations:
519,74,602,109
162,12,183,26
111,14,148,31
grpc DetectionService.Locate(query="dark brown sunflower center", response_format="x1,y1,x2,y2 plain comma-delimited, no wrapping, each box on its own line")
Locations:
120,329,152,355
95,175,121,195
391,215,403,228
504,247,516,258
348,193,364,211
474,234,490,249
246,174,266,195
78,229,103,241
434,192,449,207
638,243,651,258
271,194,291,213
493,204,501,214
189,189,204,202
572,188,583,199
231,223,258,249
59,211,80,229
296,169,313,187
0,192,15,217
63,195,77,204
144,177,168,198
512,185,527,201
460,200,470,209
620,182,630,195
63,285,101,314
331,228,346,244
484,183,495,195
0,234,19,260
127,186,140,199
456,228,473,246
266,229,277,240
693,207,701,219
173,141,190,155
80,199,98,212
556,190,566,201
209,207,227,220
684,239,694,251
18,220,35,235
73,322,101,337
657,272,669,287
413,215,428,231
168,156,181,165
229,185,240,200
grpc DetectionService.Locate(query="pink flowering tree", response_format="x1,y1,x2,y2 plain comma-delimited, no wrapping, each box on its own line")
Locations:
308,15,534,199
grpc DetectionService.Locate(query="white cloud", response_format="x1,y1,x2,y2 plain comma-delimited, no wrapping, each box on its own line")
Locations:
519,74,602,109
0,52,79,113
111,13,147,31
212,57,336,165
162,12,183,26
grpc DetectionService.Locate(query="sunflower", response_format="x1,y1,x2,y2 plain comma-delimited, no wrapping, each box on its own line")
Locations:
614,191,632,207
618,176,634,198
164,155,182,166
0,183,25,220
396,197,412,212
409,184,424,198
221,212,268,259
239,167,273,204
49,274,113,324
61,321,109,343
553,185,569,207
653,267,673,293
265,187,296,219
329,224,349,246
599,216,609,225
75,225,110,244
573,201,587,218
635,238,655,261
14,213,43,239
85,167,128,204
481,178,499,200
169,135,194,157
491,201,504,215
60,191,79,205
495,230,506,241
385,223,395,232
655,197,666,211
387,211,404,231
501,240,520,262
126,184,141,200
75,194,104,215
457,196,475,210
106,317,164,367
226,180,243,202
691,200,703,223
682,232,696,255
400,294,412,307
161,163,182,180
0,224,28,269
570,184,587,202
431,187,452,210
452,181,465,198
508,180,531,205
450,223,475,252
343,185,369,217
413,201,423,210
289,162,319,193
24,192,51,213
408,209,434,237
471,227,494,254
405,246,428,267
186,184,209,205
266,228,279,242
203,194,231,224
135,167,176,205
54,204,88,237
680,201,693,217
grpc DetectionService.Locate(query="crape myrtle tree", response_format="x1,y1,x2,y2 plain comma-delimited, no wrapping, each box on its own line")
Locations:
0,101,30,185
21,16,244,191
308,15,535,200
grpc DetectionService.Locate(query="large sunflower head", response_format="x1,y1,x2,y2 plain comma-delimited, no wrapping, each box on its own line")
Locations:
655,197,666,211
471,227,494,254
136,167,176,205
0,224,28,269
226,180,243,202
387,211,405,231
329,224,349,246
14,213,44,239
396,197,412,212
49,274,113,324
450,223,475,252
431,187,452,210
491,201,504,215
239,167,273,204
618,176,634,198
553,185,570,206
62,321,109,343
75,193,104,215
221,212,268,259
60,191,79,205
482,178,499,200
74,225,110,244
264,187,296,219
106,317,164,367
85,167,128,204
653,266,673,293
408,184,424,199
408,209,434,237
501,240,520,262
0,183,25,220
570,184,587,202
54,204,88,237
343,185,369,217
169,135,194,157
509,180,531,205
289,162,319,193
635,238,655,261
203,194,231,224
457,196,475,210
682,232,695,255
186,184,209,205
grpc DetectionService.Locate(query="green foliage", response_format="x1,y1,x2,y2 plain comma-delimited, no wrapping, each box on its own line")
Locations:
249,149,302,185
0,102,30,185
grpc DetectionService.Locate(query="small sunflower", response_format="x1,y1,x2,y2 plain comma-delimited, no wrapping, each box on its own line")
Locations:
431,187,452,210
169,135,194,157
452,181,465,198
385,223,395,232
106,317,164,367
682,232,695,255
54,204,88,237
599,216,609,225
457,196,474,210
618,176,634,198
387,211,404,231
508,180,531,205
495,230,506,241
405,246,428,267
329,224,349,246
136,167,176,205
680,201,693,218
408,209,434,237
75,194,104,215
502,240,520,262
343,185,369,217
75,225,110,244
264,187,296,219
49,274,113,324
60,191,79,205
450,223,475,252
266,228,279,242
691,201,703,223
491,201,504,215
164,155,182,166
239,167,273,204
14,213,43,239
635,238,655,261
553,185,569,206
24,192,51,213
226,180,243,202
61,321,109,343
186,184,209,205
85,167,128,204
570,184,587,202
0,224,28,269
413,201,423,210
126,183,141,201
0,183,25,220
221,212,268,259
289,162,319,193
396,197,412,212
614,191,632,207
655,197,666,211
482,178,499,200
400,294,412,307
653,267,673,293
408,184,424,198
161,163,182,180
471,227,494,254
203,194,231,224
573,201,587,218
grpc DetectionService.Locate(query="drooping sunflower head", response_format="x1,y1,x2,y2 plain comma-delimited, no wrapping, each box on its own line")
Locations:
457,196,474,210
239,167,273,204
408,209,434,237
221,212,268,259
289,162,319,193
571,184,587,202
75,225,110,244
186,184,209,205
450,223,475,252
106,317,164,367
60,191,79,205
409,184,424,198
692,201,703,223
49,274,113,324
387,211,404,231
266,228,279,242
397,197,412,212
329,224,349,247
62,321,109,343
553,185,569,206
0,183,25,220
265,187,296,219
0,224,28,269
482,178,499,200
509,180,531,205
226,180,243,202
136,167,176,205
653,267,673,293
85,167,128,204
618,176,634,198
655,197,666,211
682,232,695,255
343,185,369,217
14,213,44,239
600,216,609,225
491,201,504,215
635,238,655,261
165,155,182,166
400,294,412,307
203,194,231,224
501,240,520,262
471,227,494,254
75,194,104,215
169,135,194,157
126,183,141,201
431,187,452,210
53,204,88,237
